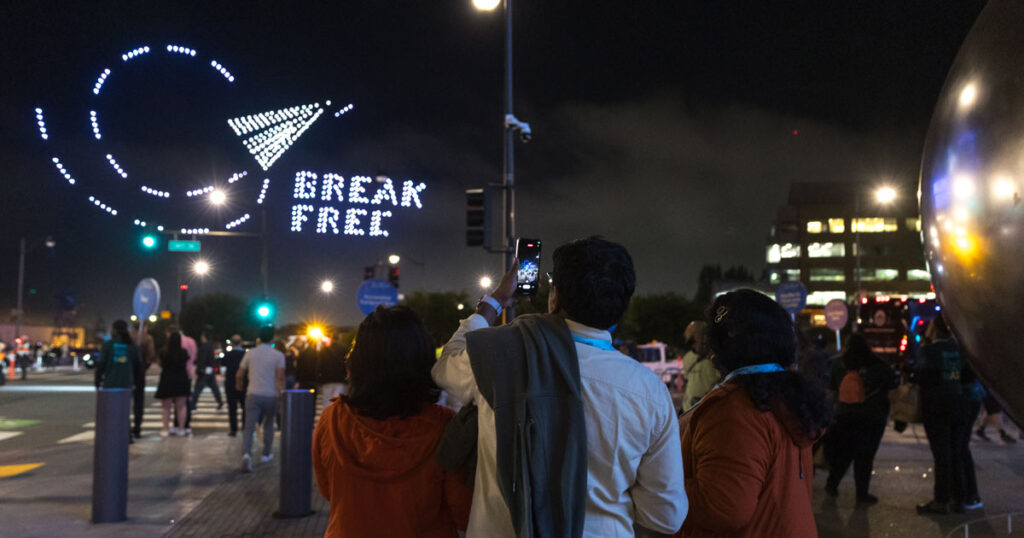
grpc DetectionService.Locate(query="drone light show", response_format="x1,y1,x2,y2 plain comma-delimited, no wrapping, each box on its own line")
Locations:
33,42,427,239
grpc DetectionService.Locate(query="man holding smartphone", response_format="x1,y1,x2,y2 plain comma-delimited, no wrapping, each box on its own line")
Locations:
434,237,687,538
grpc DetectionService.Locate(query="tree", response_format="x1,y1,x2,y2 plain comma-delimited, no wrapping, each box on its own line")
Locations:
403,291,471,348
616,293,703,349
178,292,257,343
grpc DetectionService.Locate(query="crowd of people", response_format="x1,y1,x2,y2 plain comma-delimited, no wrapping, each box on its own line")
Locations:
82,236,1020,537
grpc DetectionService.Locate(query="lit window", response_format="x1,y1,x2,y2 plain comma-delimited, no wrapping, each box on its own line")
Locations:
810,268,845,282
857,268,899,281
767,243,800,262
806,291,847,306
807,242,846,258
784,269,801,281
853,218,898,233
806,221,823,233
828,218,846,233
908,268,931,281
906,217,922,232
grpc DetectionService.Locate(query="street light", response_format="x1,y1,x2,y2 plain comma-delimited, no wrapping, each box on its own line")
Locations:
473,0,524,319
320,280,335,294
193,259,210,276
853,184,900,310
15,236,55,339
209,189,227,205
472,0,500,10
875,186,897,204
387,254,401,265
479,276,493,289
147,314,158,323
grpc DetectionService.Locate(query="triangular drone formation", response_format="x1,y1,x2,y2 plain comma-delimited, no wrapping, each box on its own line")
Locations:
227,102,326,171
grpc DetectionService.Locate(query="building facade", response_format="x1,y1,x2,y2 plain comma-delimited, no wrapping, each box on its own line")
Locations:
766,181,932,306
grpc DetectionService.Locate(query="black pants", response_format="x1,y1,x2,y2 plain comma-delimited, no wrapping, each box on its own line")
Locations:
955,399,981,502
132,377,146,435
826,412,887,497
190,373,223,408
923,395,973,504
226,388,245,434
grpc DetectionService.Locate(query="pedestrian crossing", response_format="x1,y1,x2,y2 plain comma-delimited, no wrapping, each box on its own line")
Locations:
55,392,326,445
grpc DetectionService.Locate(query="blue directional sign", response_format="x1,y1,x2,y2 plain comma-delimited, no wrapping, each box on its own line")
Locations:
775,281,808,315
132,278,161,320
357,278,399,315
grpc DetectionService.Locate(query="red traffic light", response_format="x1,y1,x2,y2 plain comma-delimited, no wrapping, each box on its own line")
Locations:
180,284,189,290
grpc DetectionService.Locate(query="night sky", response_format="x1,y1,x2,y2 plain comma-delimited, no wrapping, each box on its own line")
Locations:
0,1,986,328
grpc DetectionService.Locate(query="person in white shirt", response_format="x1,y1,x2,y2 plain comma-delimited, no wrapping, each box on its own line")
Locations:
237,325,286,472
434,237,687,538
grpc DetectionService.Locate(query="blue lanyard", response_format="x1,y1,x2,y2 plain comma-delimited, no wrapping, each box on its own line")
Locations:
720,363,786,385
572,334,616,351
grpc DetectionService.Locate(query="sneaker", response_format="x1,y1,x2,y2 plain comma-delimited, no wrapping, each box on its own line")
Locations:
261,453,274,463
168,426,178,436
916,500,950,515
161,429,170,437
1000,430,1017,443
964,498,983,510
185,428,192,436
242,454,252,473
177,429,189,437
951,502,965,514
976,428,990,441
228,431,237,437
856,494,879,506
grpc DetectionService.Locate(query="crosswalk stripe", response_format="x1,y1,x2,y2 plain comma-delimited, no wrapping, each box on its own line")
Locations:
0,432,24,442
57,431,94,444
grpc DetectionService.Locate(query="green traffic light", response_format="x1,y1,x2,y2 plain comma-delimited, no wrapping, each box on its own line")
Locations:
141,235,157,249
257,305,271,318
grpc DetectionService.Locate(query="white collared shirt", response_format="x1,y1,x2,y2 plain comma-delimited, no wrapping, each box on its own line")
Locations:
433,314,688,537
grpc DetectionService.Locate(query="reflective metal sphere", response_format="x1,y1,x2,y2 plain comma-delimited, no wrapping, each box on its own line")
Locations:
920,0,1024,425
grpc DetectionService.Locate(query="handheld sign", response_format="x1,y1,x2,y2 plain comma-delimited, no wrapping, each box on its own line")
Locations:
132,278,161,320
775,281,807,315
357,278,399,315
824,299,849,331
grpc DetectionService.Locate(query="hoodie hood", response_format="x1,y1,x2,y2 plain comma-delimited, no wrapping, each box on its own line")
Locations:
324,400,449,480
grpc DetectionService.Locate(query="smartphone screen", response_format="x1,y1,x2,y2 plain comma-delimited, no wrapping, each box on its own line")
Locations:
515,238,541,296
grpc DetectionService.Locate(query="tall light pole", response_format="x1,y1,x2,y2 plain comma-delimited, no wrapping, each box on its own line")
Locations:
853,185,898,306
15,236,55,340
475,0,529,319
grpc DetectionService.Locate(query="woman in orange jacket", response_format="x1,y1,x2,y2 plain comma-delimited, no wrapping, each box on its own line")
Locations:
676,289,830,538
313,306,472,538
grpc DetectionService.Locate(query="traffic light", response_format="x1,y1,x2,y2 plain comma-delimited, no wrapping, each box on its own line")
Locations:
253,297,277,322
388,267,400,289
466,188,490,247
140,234,159,250
363,266,376,280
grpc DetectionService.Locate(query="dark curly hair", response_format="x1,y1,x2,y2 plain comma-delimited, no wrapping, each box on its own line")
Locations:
550,236,635,330
343,306,440,420
707,289,830,437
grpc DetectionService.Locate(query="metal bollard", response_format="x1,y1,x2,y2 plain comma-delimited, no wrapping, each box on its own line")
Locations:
92,388,131,523
274,389,315,518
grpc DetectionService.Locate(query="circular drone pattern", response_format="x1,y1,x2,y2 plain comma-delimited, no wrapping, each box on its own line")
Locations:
34,42,346,236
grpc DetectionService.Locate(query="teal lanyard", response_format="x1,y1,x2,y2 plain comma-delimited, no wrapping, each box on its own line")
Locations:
720,363,786,385
572,333,616,351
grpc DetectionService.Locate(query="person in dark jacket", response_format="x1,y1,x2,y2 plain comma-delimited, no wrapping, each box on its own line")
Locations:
95,319,143,390
915,316,973,514
824,333,898,504
190,330,224,411
221,334,247,436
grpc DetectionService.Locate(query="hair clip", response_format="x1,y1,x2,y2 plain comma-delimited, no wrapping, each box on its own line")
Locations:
714,306,729,324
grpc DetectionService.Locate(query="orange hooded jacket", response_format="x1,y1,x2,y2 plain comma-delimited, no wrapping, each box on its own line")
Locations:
676,384,819,538
312,400,472,538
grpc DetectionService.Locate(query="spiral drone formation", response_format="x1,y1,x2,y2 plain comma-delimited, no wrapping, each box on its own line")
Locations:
32,42,378,237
